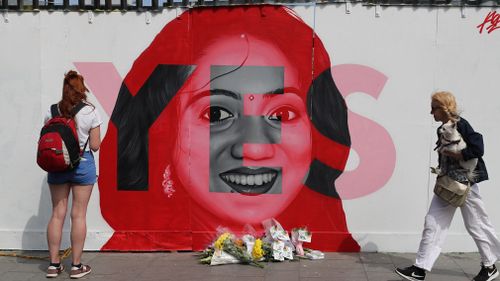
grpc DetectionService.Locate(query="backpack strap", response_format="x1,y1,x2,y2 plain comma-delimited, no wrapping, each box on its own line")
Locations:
50,104,60,118
72,102,89,154
70,102,87,117
51,102,86,118
81,137,90,156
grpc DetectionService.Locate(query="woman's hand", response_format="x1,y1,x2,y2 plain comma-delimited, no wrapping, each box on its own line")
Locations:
440,150,463,160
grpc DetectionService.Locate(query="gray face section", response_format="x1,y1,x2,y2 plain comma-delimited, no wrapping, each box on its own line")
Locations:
210,66,284,95
209,65,284,194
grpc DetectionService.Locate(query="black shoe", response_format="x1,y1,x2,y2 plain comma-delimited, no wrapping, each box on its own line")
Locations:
395,265,426,281
473,264,499,281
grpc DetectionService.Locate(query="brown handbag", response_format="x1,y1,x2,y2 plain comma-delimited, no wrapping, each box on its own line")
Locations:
433,175,470,207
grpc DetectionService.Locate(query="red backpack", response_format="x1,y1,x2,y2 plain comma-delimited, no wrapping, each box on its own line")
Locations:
37,102,88,172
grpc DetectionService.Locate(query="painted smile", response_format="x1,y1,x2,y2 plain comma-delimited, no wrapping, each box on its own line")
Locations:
219,167,279,195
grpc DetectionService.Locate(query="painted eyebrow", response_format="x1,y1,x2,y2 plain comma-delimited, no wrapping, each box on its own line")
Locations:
263,87,300,99
186,89,239,107
187,87,299,106
211,89,241,100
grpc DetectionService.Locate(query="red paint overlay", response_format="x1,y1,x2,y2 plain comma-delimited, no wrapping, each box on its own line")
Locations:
477,11,500,34
333,64,396,199
95,6,360,252
311,127,351,172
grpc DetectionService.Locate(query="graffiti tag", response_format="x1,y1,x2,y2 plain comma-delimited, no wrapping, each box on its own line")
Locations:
477,11,500,34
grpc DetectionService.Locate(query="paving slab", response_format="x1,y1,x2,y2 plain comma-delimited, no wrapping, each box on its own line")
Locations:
0,250,491,281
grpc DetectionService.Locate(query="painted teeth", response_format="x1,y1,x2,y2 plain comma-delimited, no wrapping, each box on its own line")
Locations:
222,173,276,186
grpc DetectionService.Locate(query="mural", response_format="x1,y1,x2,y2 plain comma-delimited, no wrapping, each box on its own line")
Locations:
4,3,500,253
98,5,360,251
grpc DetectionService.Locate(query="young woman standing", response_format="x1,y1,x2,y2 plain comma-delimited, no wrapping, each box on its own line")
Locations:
44,70,102,279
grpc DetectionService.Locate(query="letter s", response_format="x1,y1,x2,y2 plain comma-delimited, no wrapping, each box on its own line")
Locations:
332,64,396,199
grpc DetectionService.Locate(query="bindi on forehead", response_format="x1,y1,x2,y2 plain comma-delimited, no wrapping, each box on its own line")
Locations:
211,65,284,115
243,94,265,115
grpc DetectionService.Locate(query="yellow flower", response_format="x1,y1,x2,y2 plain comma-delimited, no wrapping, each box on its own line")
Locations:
214,232,231,250
252,239,264,260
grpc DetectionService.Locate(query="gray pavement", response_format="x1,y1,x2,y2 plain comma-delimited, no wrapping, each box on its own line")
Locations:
0,251,487,281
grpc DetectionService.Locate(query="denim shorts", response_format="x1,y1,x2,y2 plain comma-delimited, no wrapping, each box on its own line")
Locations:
47,151,97,185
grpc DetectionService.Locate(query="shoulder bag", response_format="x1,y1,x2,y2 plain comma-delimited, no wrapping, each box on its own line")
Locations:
434,175,470,207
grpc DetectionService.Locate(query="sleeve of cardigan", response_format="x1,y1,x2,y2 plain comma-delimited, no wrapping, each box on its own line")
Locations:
458,118,484,160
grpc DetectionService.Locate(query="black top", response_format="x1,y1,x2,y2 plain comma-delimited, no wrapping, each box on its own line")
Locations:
436,117,489,183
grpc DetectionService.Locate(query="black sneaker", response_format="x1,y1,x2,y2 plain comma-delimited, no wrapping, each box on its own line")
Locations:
473,264,499,281
395,265,426,281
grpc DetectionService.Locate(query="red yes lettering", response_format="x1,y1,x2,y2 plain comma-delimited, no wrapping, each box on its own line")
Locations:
77,62,396,200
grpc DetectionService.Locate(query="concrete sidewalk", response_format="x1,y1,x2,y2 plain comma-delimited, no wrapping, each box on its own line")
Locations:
0,251,484,281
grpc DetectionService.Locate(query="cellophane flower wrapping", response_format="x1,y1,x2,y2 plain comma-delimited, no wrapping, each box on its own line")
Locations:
262,218,295,261
291,227,312,256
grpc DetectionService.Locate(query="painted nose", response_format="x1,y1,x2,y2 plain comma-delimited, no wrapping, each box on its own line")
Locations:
230,116,278,160
231,142,275,160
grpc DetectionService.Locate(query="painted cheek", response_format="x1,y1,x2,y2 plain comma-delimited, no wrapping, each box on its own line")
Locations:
283,124,310,162
211,124,238,156
282,120,311,191
209,130,239,194
176,111,210,198
282,120,311,156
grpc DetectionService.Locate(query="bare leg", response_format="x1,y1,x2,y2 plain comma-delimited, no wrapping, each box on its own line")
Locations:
47,184,71,263
70,184,93,265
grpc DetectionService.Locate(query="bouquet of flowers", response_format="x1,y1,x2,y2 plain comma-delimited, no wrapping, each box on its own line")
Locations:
199,220,323,267
199,230,265,268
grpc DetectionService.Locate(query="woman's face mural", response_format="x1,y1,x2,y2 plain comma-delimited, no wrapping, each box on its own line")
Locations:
99,5,357,251
174,37,312,223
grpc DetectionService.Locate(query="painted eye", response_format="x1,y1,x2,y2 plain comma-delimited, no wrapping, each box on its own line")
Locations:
201,106,234,124
268,106,299,122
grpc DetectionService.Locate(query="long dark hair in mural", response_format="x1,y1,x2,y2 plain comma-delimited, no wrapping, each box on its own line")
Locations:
98,5,359,251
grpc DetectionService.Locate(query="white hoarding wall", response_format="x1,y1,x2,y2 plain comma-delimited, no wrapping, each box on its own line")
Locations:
0,5,499,252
